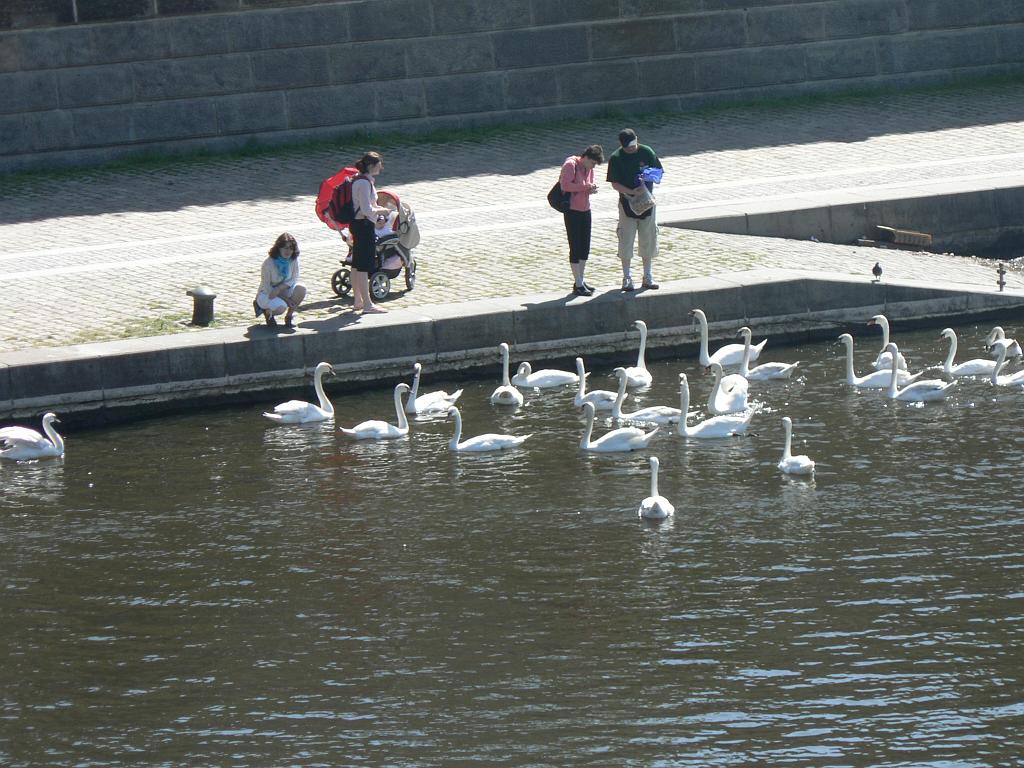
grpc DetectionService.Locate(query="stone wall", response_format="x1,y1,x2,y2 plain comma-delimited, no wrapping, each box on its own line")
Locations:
3,0,1024,174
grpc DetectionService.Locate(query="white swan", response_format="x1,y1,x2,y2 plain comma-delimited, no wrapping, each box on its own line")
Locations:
611,367,680,425
263,361,335,423
986,326,1023,359
638,456,674,520
938,328,1003,377
676,374,751,438
490,342,524,406
690,308,764,367
574,357,622,410
837,333,921,388
340,383,411,439
446,406,531,452
580,402,659,452
885,343,955,402
0,412,65,461
623,320,653,387
707,362,749,415
989,343,1024,387
738,326,798,380
868,315,908,371
406,362,463,414
778,416,815,475
511,361,580,389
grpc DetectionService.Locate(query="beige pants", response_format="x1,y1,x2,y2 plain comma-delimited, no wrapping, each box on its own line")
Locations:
617,204,658,282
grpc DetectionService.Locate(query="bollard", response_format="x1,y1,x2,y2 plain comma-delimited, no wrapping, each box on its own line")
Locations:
186,285,217,326
997,263,1007,292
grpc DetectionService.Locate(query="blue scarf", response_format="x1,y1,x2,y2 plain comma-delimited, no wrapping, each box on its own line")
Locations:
272,256,291,284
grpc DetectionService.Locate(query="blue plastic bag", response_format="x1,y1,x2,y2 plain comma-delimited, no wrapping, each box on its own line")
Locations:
640,167,664,184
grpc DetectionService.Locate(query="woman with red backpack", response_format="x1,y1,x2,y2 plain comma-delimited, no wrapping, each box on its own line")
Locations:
349,152,391,314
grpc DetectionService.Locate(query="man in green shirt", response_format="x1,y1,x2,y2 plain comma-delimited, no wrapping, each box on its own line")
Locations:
606,128,663,291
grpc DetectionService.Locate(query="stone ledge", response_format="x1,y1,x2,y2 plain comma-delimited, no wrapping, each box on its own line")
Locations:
3,271,1023,424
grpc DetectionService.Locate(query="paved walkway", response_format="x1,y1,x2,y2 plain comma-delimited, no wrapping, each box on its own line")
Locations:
3,82,1024,353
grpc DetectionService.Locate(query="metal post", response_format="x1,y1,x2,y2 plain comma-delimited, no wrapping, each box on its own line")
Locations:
186,286,217,326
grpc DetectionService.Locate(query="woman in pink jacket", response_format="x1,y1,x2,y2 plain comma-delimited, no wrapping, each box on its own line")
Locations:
559,144,605,296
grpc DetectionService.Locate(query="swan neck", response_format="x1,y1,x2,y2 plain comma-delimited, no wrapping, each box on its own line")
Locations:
782,422,793,460
501,346,511,386
636,325,647,368
395,387,408,429
944,334,956,371
880,321,890,348
314,368,333,414
888,354,899,395
740,333,751,375
576,360,587,396
708,368,721,412
580,408,594,448
678,379,692,436
613,372,627,415
43,418,64,452
696,314,710,365
843,340,856,383
410,367,421,398
450,410,462,447
650,462,659,497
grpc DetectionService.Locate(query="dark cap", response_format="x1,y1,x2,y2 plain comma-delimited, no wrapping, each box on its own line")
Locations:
618,128,638,149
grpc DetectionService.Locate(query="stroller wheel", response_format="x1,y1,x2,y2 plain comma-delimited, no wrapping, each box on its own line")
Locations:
405,260,417,291
370,272,391,300
331,269,352,297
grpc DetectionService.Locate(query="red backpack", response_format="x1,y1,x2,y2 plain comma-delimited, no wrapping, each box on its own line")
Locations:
316,167,364,230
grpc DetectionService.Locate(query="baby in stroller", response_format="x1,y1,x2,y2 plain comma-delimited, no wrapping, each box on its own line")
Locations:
331,190,420,302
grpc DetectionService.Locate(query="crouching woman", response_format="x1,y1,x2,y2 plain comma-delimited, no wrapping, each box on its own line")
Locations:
255,232,306,327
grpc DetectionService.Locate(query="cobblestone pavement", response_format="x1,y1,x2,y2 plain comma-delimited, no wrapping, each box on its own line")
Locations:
3,83,1024,353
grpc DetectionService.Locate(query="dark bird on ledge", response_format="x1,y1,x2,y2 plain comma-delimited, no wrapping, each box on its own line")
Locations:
872,262,883,282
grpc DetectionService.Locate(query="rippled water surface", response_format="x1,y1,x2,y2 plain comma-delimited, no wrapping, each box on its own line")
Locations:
3,323,1024,766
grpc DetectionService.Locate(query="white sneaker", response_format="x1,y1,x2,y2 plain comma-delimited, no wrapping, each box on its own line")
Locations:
621,276,634,292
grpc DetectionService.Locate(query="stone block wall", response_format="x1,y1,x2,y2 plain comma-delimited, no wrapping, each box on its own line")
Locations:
2,0,1024,173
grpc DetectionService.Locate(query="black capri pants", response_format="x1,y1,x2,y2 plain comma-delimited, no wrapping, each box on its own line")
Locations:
563,209,592,263
350,218,377,272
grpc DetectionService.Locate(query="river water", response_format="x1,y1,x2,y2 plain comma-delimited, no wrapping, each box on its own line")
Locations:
2,322,1023,766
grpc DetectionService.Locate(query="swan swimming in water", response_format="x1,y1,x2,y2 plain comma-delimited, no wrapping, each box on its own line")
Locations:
611,367,680,425
706,362,749,415
638,456,674,520
0,412,65,461
579,402,659,452
340,383,412,439
837,334,920,388
622,320,653,388
985,326,1023,360
446,406,531,452
868,315,908,371
676,374,751,438
574,357,622,410
490,342,524,406
989,343,1024,387
885,343,955,402
778,416,815,475
937,328,1003,377
690,308,765,367
263,361,335,423
511,361,580,389
737,326,799,380
406,362,463,414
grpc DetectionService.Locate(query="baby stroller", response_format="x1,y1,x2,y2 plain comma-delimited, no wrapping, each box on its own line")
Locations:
331,190,420,301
